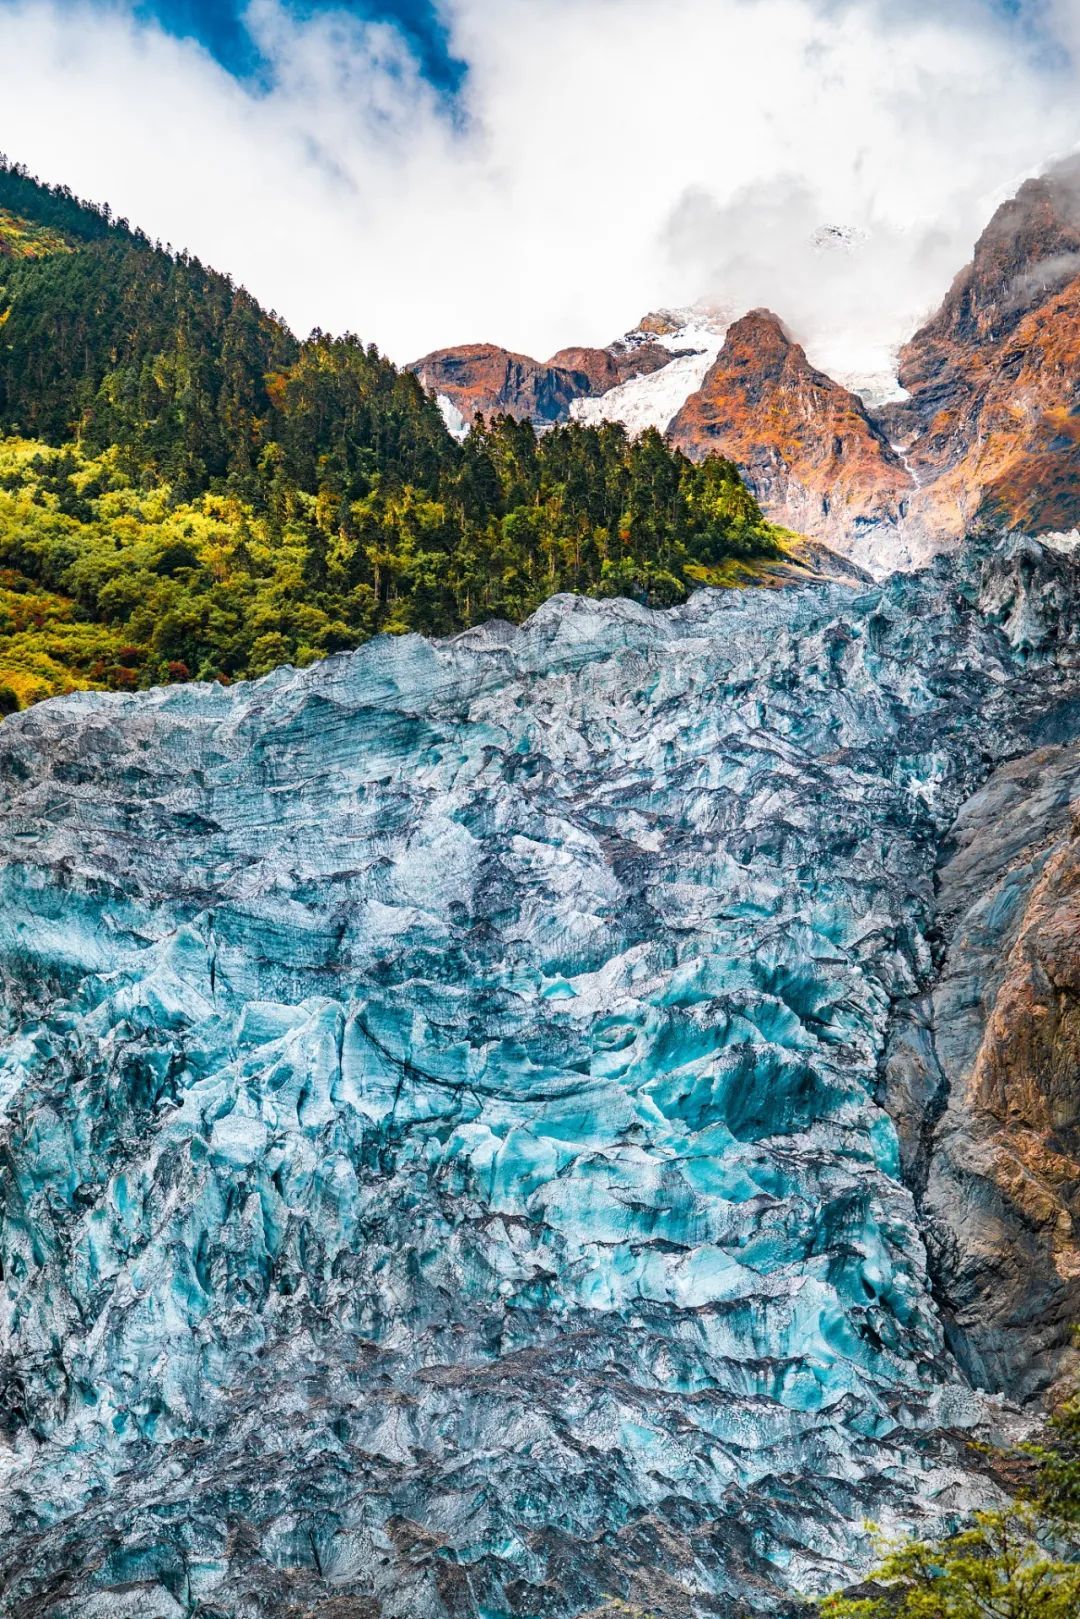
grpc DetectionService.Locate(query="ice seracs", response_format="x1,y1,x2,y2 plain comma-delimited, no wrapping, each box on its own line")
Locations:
3,534,1080,1617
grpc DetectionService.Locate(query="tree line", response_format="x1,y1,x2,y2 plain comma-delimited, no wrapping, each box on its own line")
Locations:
0,161,781,707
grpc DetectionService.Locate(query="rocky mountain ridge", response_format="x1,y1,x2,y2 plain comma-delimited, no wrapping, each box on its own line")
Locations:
410,330,678,435
666,311,912,551
885,159,1080,543
407,309,728,435
411,159,1080,574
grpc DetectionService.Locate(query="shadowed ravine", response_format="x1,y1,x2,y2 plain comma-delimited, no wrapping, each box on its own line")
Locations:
1,536,1080,1617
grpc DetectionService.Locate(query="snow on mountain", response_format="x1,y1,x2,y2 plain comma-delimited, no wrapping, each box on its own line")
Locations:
803,227,910,407
436,390,469,439
570,310,730,435
830,344,911,409
811,222,870,254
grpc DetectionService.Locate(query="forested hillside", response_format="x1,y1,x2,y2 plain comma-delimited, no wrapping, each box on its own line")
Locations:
0,160,781,708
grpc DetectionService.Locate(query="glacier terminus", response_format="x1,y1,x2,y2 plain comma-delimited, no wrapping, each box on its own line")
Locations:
2,535,1080,1618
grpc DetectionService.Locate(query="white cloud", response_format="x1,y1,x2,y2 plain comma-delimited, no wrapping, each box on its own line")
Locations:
2,0,1079,376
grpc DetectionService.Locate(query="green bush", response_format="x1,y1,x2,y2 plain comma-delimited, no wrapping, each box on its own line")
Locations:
821,1395,1080,1618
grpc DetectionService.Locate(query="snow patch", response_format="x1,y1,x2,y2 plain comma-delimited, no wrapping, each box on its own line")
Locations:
811,223,870,254
818,332,910,410
833,354,910,409
571,316,729,436
1040,529,1080,554
436,391,469,439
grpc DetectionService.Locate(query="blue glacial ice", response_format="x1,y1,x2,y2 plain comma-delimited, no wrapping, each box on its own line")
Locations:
0,536,1078,1617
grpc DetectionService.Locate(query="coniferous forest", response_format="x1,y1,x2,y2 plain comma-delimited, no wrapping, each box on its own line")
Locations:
0,160,782,709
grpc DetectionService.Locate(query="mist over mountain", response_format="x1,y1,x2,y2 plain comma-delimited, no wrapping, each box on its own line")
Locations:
402,154,1080,576
7,0,1080,364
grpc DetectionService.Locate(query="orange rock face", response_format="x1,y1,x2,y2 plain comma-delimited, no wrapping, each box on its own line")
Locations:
894,158,1080,538
904,161,1080,379
918,741,1080,1404
970,827,1080,1232
660,160,1080,559
667,310,912,540
409,338,672,427
546,341,672,395
907,279,1080,536
408,343,596,426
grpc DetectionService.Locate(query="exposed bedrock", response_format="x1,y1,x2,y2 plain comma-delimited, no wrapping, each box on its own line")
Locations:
887,740,1080,1408
1,536,1080,1617
882,537,1080,1408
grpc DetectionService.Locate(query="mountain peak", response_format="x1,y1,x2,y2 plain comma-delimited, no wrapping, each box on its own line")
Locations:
668,307,911,544
546,341,672,395
720,307,800,373
409,341,595,426
892,154,1080,539
903,155,1080,376
626,300,729,340
408,334,676,428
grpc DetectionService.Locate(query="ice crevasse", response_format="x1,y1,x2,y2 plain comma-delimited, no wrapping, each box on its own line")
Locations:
0,536,1077,1617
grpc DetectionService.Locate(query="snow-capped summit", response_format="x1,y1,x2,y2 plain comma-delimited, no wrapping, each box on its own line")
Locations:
570,303,731,436
408,305,731,439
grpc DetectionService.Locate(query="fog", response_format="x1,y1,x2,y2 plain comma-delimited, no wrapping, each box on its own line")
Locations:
3,0,1079,377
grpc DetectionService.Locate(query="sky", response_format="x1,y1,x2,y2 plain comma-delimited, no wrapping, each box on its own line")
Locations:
4,0,1080,378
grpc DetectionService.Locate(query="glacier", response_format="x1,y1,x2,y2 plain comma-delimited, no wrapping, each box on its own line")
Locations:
569,317,729,437
1,535,1079,1618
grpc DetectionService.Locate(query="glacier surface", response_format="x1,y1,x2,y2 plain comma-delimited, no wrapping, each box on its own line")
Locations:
1,536,1078,1617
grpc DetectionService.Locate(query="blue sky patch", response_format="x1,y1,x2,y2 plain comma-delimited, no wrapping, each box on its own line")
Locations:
133,0,465,92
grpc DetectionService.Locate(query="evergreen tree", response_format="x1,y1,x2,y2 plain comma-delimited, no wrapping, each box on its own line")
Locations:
0,161,785,712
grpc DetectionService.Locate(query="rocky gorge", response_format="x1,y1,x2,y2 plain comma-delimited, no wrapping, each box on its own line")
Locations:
2,527,1080,1617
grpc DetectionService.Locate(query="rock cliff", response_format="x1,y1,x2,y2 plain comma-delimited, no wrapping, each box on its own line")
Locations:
887,157,1080,541
408,342,596,426
408,338,672,428
924,738,1080,1407
667,311,912,553
547,341,673,396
